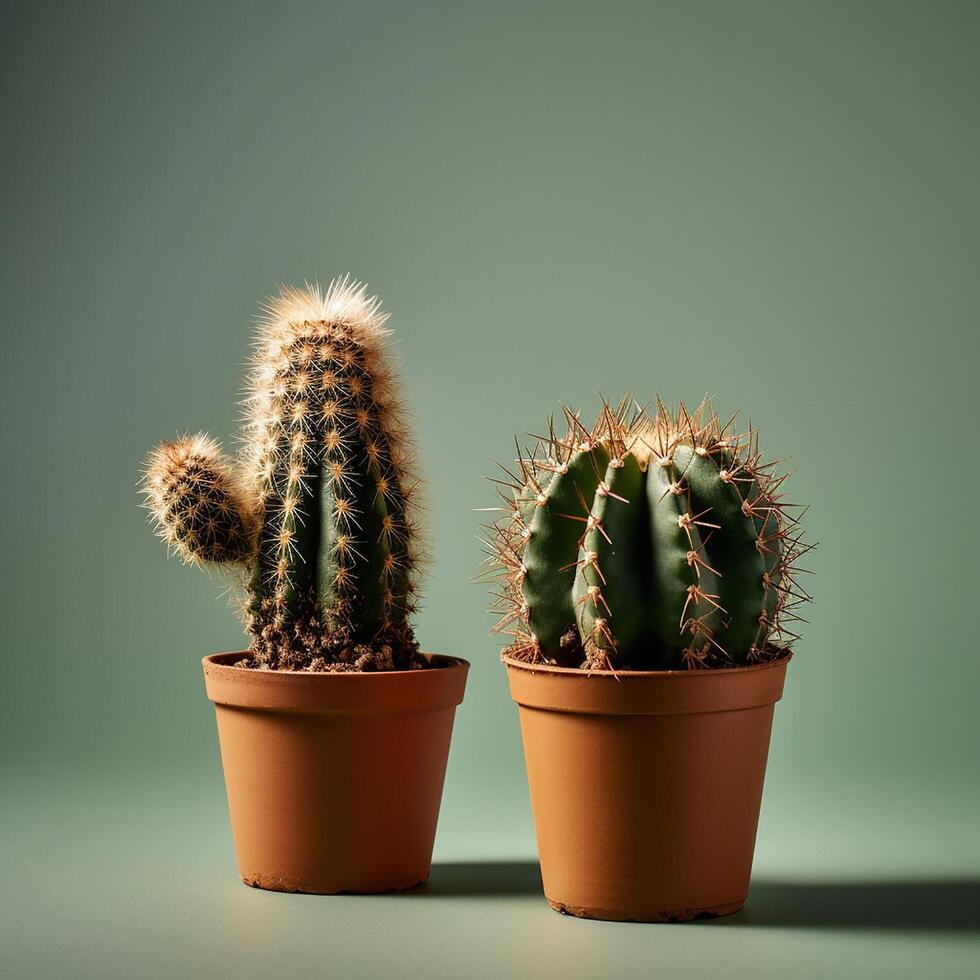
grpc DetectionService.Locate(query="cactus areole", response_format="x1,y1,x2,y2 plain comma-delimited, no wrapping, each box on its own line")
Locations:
484,398,811,670
142,279,426,671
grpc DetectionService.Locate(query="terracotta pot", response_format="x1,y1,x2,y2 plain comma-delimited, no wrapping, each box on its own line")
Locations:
505,654,790,922
203,652,468,894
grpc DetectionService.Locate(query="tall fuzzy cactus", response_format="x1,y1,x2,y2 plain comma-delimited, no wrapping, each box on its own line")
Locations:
141,278,424,671
483,398,811,670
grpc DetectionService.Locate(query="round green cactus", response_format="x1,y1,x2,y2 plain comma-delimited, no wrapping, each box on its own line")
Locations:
484,398,810,670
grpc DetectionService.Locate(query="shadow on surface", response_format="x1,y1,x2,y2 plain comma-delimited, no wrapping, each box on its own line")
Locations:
726,878,980,932
419,861,543,897
421,863,980,932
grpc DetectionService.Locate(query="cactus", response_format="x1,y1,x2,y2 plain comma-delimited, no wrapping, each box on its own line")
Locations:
144,434,259,567
141,278,425,671
483,398,811,670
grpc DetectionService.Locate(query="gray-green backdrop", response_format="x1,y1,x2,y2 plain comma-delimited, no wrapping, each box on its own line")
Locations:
3,3,978,978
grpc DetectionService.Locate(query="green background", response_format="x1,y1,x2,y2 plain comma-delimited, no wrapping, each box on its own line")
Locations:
3,1,978,977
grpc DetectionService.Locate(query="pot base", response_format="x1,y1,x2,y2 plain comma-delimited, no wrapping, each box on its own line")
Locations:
242,872,429,895
547,896,745,923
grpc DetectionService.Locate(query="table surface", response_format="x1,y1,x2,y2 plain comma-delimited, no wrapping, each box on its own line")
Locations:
5,768,978,980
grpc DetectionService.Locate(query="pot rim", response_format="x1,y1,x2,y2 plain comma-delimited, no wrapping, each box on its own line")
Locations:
503,651,791,715
204,651,469,713
205,651,468,675
502,649,791,679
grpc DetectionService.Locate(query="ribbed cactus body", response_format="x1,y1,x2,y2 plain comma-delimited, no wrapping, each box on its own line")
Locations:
571,452,650,663
644,453,717,659
521,445,609,654
247,300,415,644
671,443,767,659
142,279,422,670
486,400,809,670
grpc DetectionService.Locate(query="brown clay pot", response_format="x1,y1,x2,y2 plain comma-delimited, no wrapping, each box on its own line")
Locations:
505,653,790,922
203,652,468,894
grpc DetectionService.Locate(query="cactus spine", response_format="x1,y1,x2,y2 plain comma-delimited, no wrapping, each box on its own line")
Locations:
141,278,423,670
484,398,810,670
